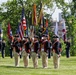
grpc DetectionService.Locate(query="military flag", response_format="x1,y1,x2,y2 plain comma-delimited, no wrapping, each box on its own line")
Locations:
16,7,27,39
32,4,37,25
7,23,13,40
43,19,49,35
38,2,44,27
45,19,48,27
21,7,27,30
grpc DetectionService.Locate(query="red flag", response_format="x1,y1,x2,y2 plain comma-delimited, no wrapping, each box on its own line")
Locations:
22,16,27,30
45,19,48,27
7,23,13,40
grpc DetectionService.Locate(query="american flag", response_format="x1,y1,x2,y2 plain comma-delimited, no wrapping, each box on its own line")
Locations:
62,20,66,41
16,8,27,39
16,23,24,39
21,8,27,30
7,23,13,40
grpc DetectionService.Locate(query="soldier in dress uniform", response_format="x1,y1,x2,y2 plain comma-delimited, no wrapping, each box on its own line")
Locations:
52,35,61,69
22,36,31,67
13,35,22,67
47,36,52,58
31,35,40,68
64,39,70,58
1,39,6,58
40,34,49,68
9,36,14,58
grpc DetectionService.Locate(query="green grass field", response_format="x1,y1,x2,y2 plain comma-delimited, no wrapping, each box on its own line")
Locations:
0,56,76,75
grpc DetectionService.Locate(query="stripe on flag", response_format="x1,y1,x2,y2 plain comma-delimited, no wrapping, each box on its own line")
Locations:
45,19,48,27
21,8,27,30
17,23,24,39
16,7,27,39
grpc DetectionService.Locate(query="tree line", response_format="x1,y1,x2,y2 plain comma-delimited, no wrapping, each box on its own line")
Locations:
0,0,76,56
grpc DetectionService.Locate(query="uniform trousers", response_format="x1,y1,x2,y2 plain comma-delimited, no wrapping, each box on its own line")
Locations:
1,50,5,58
41,51,48,68
31,52,38,68
13,51,20,67
53,52,60,69
22,50,29,67
66,48,70,58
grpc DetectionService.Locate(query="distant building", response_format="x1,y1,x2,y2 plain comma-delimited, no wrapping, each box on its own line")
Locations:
51,13,66,38
59,13,63,21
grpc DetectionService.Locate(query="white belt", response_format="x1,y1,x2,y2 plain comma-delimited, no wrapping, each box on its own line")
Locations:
41,48,44,51
31,49,34,51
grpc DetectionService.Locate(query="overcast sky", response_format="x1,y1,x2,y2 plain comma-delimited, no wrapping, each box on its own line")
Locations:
0,0,7,4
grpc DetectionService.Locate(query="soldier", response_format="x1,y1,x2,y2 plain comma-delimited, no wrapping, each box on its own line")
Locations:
47,35,52,58
31,35,40,68
22,36,31,67
64,39,70,58
40,34,49,68
13,35,22,67
48,40,52,58
52,35,61,69
1,39,6,58
9,36,14,58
